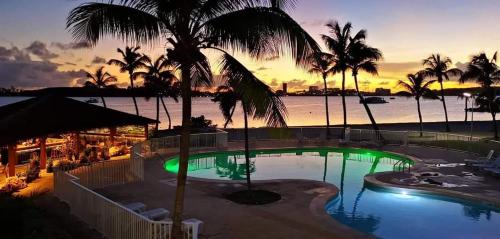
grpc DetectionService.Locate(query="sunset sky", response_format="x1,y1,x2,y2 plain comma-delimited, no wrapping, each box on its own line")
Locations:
0,0,499,91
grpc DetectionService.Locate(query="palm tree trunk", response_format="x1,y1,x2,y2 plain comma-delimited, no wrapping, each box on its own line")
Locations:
155,96,160,132
322,154,328,182
243,102,252,191
439,81,450,132
160,97,172,130
323,74,331,139
353,74,380,133
172,65,192,239
417,98,423,137
129,73,140,116
341,70,347,139
224,106,236,128
491,110,498,140
100,96,107,108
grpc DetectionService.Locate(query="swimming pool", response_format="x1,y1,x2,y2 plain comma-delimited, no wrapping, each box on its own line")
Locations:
164,147,500,239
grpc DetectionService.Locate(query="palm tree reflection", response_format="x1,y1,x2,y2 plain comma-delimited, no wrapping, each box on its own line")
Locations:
215,154,256,180
329,152,381,234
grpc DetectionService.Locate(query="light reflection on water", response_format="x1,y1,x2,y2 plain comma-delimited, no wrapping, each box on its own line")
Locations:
165,148,500,239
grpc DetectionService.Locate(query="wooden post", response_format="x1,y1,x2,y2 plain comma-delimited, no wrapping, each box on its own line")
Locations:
40,137,47,169
144,125,149,139
8,144,16,177
110,127,117,144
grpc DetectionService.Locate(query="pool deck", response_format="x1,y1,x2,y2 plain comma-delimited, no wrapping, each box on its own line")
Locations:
98,154,369,239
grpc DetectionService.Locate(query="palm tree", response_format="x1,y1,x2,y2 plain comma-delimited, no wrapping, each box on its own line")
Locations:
83,66,117,108
398,73,437,136
67,1,318,236
308,52,335,137
348,40,383,133
422,54,463,132
460,52,500,139
108,46,146,116
213,53,287,191
322,21,366,138
137,55,178,132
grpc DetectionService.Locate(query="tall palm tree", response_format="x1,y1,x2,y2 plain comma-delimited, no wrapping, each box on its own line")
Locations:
460,52,500,139
348,41,383,133
108,46,146,116
137,55,178,132
67,1,318,236
83,66,117,108
422,54,463,132
308,52,335,137
322,21,366,138
398,73,437,136
213,53,287,191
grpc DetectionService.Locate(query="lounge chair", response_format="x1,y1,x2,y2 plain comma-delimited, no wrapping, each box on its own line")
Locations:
484,167,500,177
472,158,500,170
183,218,203,239
140,208,170,220
465,150,495,166
123,202,146,213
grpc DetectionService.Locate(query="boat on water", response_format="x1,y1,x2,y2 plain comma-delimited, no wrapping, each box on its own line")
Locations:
85,98,100,104
360,97,388,104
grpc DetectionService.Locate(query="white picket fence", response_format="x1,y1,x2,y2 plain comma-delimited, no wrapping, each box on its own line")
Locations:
54,161,172,239
53,131,228,239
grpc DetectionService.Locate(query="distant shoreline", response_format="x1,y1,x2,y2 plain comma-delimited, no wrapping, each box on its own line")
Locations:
0,86,496,97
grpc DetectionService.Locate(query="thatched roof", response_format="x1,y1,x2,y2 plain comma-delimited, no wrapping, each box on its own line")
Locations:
0,95,156,145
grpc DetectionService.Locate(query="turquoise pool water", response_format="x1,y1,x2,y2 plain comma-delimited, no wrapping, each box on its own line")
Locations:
164,148,500,239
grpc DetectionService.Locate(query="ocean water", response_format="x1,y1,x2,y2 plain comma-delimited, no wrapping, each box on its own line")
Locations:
0,96,491,129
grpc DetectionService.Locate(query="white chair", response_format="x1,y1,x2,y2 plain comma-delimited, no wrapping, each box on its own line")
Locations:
140,208,170,220
123,202,146,213
182,218,203,239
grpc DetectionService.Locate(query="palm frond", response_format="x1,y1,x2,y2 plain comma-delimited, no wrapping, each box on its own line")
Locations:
219,53,287,127
67,2,163,46
205,7,319,66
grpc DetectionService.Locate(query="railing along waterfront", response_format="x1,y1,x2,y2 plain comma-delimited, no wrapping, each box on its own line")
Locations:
223,127,497,155
54,131,228,239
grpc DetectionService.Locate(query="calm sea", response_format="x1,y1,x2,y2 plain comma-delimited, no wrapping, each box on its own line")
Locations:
0,96,490,129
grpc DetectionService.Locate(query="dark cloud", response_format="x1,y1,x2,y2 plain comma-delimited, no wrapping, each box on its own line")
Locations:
65,62,77,66
25,41,58,61
51,41,91,50
0,46,31,61
91,56,107,64
378,81,391,86
256,67,269,71
0,45,85,88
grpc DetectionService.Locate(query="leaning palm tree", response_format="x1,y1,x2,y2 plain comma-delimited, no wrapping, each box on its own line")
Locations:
137,55,178,132
422,54,463,132
398,73,437,136
83,66,117,108
348,41,383,133
67,1,318,236
213,53,287,192
108,46,146,116
460,52,500,139
307,52,335,137
322,21,366,138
